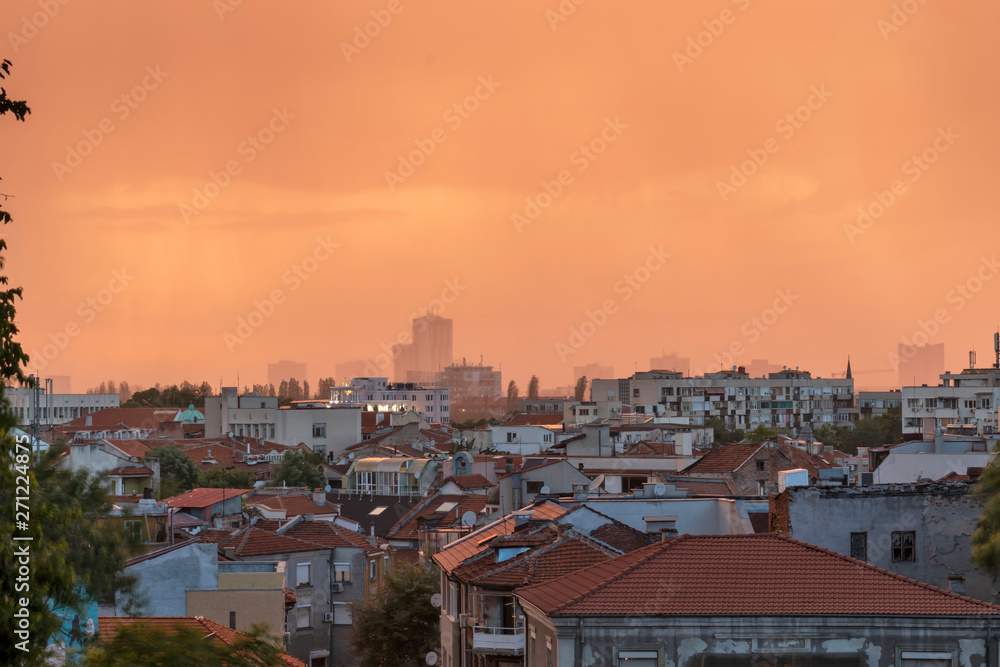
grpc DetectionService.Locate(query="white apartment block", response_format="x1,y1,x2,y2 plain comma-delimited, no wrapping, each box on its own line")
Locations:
4,387,120,426
591,369,857,430
901,368,1000,435
204,388,279,440
858,390,903,418
329,377,450,425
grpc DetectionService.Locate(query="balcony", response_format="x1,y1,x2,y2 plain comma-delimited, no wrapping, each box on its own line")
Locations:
472,625,524,653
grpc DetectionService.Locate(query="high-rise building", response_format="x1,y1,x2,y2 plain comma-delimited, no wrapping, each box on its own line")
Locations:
268,360,307,388
649,352,690,376
334,360,370,383
437,360,502,402
573,362,614,382
898,343,945,388
393,315,453,381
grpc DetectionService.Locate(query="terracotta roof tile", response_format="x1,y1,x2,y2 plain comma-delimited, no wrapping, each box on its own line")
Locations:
505,413,564,427
516,534,1000,617
107,465,153,476
388,494,489,540
682,443,765,474
164,488,254,509
442,474,494,490
279,520,381,553
98,616,304,666
220,526,327,557
247,494,337,516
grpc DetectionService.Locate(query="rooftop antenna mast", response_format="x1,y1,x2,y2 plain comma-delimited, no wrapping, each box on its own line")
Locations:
994,330,999,369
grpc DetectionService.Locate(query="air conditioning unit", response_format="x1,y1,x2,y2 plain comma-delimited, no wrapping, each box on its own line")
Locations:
323,612,335,623
331,582,344,593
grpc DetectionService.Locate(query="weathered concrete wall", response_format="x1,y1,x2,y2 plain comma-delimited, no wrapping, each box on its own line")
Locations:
779,483,999,602
527,614,994,667
119,542,218,616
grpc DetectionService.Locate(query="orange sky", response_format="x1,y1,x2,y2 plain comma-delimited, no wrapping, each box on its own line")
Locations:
3,0,999,393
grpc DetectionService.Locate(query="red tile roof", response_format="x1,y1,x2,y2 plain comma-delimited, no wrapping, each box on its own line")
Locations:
388,494,489,540
106,439,152,458
278,520,381,553
247,494,337,516
107,494,143,504
443,474,494,490
506,413,564,427
164,488,254,509
516,534,1000,617
681,443,764,474
98,616,304,666
661,476,741,496
220,526,327,557
107,466,154,476
433,501,571,573
64,408,178,430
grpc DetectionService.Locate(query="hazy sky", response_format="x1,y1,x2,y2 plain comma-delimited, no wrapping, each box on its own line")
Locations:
3,1,999,393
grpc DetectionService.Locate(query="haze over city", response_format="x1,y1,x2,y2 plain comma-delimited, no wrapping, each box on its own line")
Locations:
4,1,999,392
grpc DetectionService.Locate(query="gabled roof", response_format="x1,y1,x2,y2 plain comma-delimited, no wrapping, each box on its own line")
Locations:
331,494,421,537
97,616,304,666
106,439,152,458
277,519,382,554
441,474,494,490
63,408,178,430
661,476,741,496
433,501,571,573
516,533,1000,617
164,488,254,509
220,526,327,557
125,538,200,566
388,494,489,540
681,443,765,474
247,493,338,516
107,465,153,476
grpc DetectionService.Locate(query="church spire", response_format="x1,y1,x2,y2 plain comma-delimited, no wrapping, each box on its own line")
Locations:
846,356,853,380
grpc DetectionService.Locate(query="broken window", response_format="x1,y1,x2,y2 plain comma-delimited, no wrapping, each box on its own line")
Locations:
891,531,915,562
850,532,867,561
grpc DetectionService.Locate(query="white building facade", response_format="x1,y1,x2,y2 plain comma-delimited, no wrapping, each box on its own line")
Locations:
4,387,120,426
901,368,1000,435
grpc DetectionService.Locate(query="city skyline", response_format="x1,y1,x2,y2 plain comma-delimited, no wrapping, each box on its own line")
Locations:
4,2,999,394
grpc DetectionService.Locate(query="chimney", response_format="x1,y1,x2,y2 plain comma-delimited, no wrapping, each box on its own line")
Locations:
948,575,966,596
369,524,377,548
505,457,514,474
659,527,678,541
573,483,588,502
224,547,235,560
313,489,326,506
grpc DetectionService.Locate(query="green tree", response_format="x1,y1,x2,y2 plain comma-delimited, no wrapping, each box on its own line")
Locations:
82,620,282,666
574,376,588,402
351,557,440,667
972,444,1000,576
270,450,324,489
744,424,779,442
704,416,745,444
198,466,256,490
148,445,200,497
527,375,540,400
506,380,518,412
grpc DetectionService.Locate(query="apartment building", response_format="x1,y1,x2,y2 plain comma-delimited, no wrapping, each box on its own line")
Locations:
591,368,857,430
901,367,1000,435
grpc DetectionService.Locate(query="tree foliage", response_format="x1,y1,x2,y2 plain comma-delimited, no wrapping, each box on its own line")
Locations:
122,381,213,408
198,466,256,490
703,416,745,444
574,376,588,402
810,408,902,455
81,621,282,666
527,375,539,400
506,380,518,412
270,449,324,489
351,557,440,667
148,445,199,494
972,445,1000,577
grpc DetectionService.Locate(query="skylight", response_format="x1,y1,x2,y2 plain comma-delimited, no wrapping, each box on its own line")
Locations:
435,502,458,513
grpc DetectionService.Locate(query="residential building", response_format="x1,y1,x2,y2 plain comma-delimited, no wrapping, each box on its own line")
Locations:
516,397,566,414
387,492,490,553
562,400,622,426
901,367,1000,435
275,403,363,456
592,368,857,429
204,388,280,440
58,407,184,442
4,385,120,426
65,438,160,496
495,459,591,512
770,482,999,602
342,456,439,497
437,360,502,402
677,441,842,496
514,533,1000,667
868,429,997,483
164,488,254,529
269,360,308,388
113,540,220,617
859,389,902,417
571,362,613,386
648,351,690,376
393,314,453,381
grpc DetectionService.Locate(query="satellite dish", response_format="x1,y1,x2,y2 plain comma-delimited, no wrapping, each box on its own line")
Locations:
426,652,439,666
539,485,551,495
588,474,605,491
414,471,421,479
430,593,442,608
349,453,355,459
653,482,667,497
324,485,332,493
461,511,477,527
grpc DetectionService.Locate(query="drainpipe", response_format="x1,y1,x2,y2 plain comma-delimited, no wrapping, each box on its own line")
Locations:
328,549,335,661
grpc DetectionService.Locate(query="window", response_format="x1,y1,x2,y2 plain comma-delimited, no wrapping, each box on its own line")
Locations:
756,460,766,471
892,531,915,562
124,520,142,541
229,611,236,629
850,532,867,561
333,602,352,625
618,650,659,667
507,432,516,443
296,605,311,629
369,559,378,581
297,562,311,587
312,423,326,438
757,480,768,495
633,388,640,398
334,563,351,582
525,481,544,494
900,651,953,667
